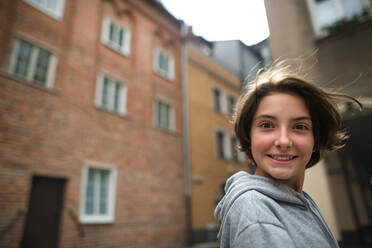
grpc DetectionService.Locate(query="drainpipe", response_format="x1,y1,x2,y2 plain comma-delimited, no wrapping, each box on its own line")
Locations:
181,23,192,245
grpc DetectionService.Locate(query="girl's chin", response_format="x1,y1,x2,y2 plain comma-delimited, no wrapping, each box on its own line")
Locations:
268,169,294,180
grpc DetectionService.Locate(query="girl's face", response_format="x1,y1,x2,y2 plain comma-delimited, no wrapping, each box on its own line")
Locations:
250,92,314,192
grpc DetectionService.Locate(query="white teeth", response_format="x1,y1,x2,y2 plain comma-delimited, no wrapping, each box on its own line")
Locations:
271,156,293,161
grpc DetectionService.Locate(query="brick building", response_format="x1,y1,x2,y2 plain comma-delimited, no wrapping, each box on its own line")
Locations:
0,0,186,247
264,0,372,246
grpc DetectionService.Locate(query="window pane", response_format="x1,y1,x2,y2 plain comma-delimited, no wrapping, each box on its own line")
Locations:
113,83,121,112
46,0,58,11
228,96,236,116
341,0,363,19
119,28,124,47
213,89,221,112
315,0,339,28
102,77,109,108
99,170,110,215
217,131,225,159
14,40,33,78
109,23,115,42
159,53,169,73
33,48,51,85
159,102,165,128
156,101,161,127
85,169,95,215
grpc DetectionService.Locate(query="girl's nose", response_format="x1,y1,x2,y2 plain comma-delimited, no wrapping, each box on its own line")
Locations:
274,128,293,150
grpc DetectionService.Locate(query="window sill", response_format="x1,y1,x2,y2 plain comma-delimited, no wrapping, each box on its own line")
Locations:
153,126,180,137
154,70,175,82
0,71,59,95
79,217,114,224
315,18,372,45
24,0,64,21
103,42,129,57
94,106,132,120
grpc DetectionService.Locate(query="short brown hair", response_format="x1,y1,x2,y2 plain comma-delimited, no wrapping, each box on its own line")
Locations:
233,63,362,168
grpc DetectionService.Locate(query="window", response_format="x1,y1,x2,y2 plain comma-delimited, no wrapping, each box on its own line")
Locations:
215,129,232,160
213,88,222,113
9,38,57,88
212,87,229,115
95,74,127,115
80,165,117,223
154,100,174,131
227,95,236,116
102,17,131,56
231,136,239,162
306,0,371,36
153,48,175,80
24,0,65,19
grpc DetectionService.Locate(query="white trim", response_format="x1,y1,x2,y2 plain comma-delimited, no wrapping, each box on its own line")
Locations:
95,73,128,115
79,162,117,224
118,84,127,115
27,48,38,80
46,55,58,88
95,74,104,107
101,17,131,56
24,0,65,20
154,99,175,131
9,38,57,88
223,132,232,160
101,17,111,45
8,39,20,74
220,90,228,115
153,47,175,81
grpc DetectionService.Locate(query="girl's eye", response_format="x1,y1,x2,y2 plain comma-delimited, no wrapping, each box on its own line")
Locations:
259,122,274,129
295,124,310,131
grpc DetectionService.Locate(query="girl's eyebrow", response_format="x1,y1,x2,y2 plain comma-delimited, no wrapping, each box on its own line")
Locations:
254,115,312,122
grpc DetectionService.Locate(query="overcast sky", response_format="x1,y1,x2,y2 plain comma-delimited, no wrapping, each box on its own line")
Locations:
160,0,270,46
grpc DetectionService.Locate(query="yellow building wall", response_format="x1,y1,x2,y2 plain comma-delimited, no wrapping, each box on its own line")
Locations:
187,46,249,230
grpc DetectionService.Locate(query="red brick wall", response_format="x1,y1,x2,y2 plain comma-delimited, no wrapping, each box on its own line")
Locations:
0,0,186,247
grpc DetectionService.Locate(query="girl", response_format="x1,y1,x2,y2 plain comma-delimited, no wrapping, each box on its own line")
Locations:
215,63,361,248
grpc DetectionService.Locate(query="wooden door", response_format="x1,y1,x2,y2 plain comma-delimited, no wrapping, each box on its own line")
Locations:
21,176,66,248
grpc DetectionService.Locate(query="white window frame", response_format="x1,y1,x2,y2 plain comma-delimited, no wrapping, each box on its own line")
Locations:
9,38,58,89
101,17,131,56
215,128,232,160
153,99,175,131
95,73,128,116
212,86,228,115
80,163,117,224
306,0,368,37
153,48,175,81
24,0,65,20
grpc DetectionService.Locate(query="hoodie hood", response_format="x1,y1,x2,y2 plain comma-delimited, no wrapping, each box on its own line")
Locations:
214,171,307,239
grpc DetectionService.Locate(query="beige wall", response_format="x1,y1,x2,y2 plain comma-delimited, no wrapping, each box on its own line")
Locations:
187,46,248,230
303,161,341,240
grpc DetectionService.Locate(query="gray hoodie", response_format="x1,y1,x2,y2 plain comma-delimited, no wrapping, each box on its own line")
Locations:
214,171,339,248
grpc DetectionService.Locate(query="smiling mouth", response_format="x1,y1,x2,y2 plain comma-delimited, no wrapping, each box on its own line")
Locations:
267,155,298,161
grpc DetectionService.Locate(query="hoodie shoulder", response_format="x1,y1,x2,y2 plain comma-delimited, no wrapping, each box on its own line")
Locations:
228,189,285,227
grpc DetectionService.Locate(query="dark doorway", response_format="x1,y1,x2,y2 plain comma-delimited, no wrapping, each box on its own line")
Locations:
21,176,66,248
